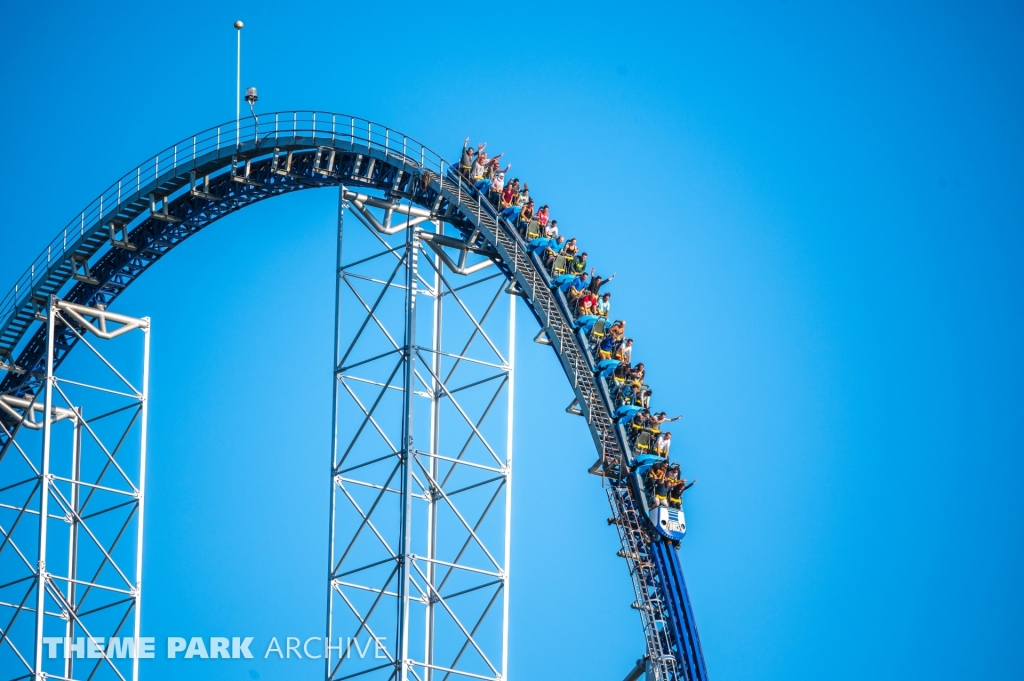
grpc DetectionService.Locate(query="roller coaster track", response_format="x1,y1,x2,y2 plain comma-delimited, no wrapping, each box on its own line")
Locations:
0,112,708,681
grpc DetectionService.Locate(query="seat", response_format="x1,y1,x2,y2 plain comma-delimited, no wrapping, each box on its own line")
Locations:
525,220,542,240
589,318,607,341
552,255,568,275
635,430,651,454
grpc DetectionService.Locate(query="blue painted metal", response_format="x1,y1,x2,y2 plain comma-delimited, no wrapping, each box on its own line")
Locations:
0,112,709,680
651,540,709,681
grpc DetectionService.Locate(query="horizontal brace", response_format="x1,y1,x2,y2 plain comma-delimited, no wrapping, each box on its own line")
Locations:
0,502,66,521
448,372,508,396
338,375,404,392
411,450,505,475
413,346,508,371
334,580,399,599
76,595,136,619
56,299,149,336
444,475,507,499
0,600,66,619
45,574,134,596
337,452,401,476
0,394,77,429
79,498,141,521
0,574,37,591
52,377,141,400
337,347,403,374
408,555,503,580
337,477,426,501
333,556,397,580
341,271,409,291
407,659,499,681
0,475,40,495
439,578,505,602
50,475,139,498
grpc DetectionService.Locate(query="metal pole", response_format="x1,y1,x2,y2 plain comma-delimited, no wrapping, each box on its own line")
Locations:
423,218,443,680
324,186,345,681
396,223,419,681
64,413,83,681
501,290,516,680
33,297,57,677
131,321,151,681
235,21,242,148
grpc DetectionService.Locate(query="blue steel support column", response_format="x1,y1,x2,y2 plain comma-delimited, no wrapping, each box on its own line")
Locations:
396,226,419,681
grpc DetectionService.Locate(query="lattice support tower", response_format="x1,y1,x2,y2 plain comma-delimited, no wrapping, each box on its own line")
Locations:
325,187,516,681
0,299,150,681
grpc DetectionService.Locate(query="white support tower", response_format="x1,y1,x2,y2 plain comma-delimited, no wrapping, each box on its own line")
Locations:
325,187,516,681
0,299,150,681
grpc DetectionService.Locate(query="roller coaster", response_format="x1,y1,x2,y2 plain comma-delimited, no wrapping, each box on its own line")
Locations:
0,112,709,681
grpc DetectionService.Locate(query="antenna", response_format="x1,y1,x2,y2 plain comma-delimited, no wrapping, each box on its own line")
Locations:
234,20,243,148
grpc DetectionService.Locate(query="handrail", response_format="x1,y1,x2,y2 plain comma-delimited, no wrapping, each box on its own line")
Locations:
0,111,447,335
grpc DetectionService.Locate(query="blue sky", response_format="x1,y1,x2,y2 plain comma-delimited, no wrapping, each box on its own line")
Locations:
1,1,1023,680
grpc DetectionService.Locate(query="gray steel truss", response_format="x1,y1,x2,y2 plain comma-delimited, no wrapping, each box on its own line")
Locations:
0,299,150,681
326,187,515,681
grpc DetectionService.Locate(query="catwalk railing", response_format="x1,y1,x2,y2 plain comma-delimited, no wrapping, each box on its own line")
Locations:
0,113,445,354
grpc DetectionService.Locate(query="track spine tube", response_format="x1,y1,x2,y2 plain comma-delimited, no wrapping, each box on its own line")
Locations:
665,544,709,681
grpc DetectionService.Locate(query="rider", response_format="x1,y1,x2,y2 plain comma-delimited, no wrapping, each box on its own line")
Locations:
630,362,645,390
649,412,682,432
536,204,550,227
460,138,484,177
568,252,588,276
653,431,672,458
588,270,616,295
669,476,696,510
541,236,565,266
645,461,667,507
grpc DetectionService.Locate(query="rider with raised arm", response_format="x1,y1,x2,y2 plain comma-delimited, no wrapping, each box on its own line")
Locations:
669,477,696,510
649,412,682,432
471,149,502,186
460,138,484,178
588,270,616,295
